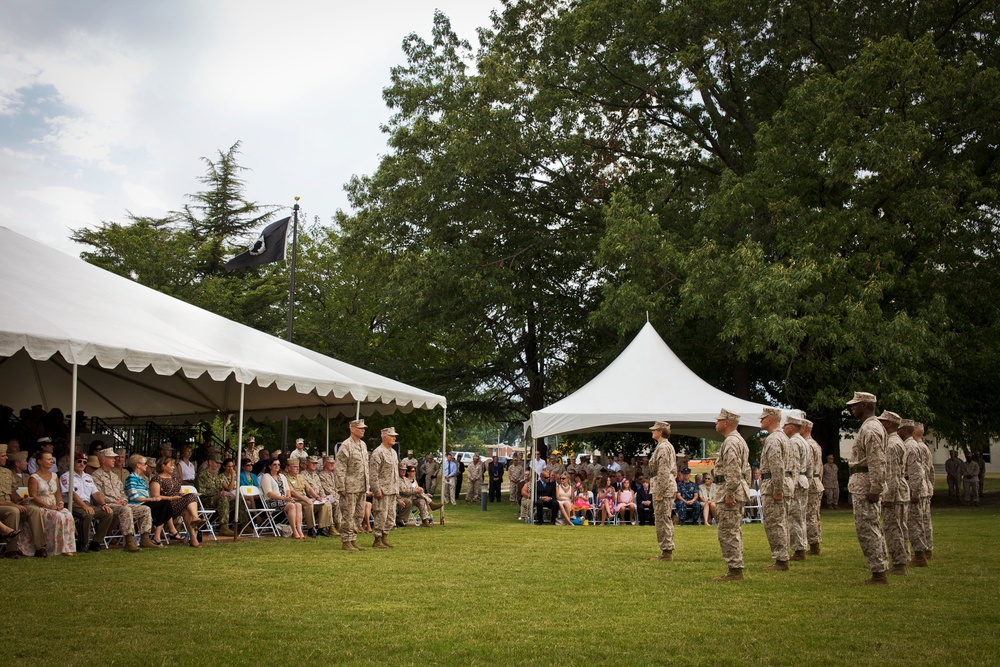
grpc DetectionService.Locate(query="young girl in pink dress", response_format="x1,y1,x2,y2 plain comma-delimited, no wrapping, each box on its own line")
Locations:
597,477,616,525
615,478,637,523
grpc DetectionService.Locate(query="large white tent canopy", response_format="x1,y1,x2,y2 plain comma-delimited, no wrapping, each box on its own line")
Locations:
0,226,446,421
525,322,773,441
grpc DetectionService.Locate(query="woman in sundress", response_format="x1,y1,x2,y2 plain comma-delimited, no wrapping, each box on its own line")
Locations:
149,458,205,547
26,452,75,557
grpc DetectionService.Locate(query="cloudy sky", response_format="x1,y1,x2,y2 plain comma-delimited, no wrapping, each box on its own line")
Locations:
0,0,500,254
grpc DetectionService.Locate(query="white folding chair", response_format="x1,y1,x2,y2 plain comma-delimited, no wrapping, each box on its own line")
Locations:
743,489,762,524
181,485,216,542
238,486,278,537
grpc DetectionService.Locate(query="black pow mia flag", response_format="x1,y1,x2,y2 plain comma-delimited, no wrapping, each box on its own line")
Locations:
224,216,291,270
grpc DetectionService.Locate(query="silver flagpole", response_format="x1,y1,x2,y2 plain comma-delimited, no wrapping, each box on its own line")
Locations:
282,198,300,451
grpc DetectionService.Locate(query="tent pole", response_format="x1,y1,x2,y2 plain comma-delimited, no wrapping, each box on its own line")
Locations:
529,437,536,524
439,406,447,525
325,407,330,456
233,382,245,542
355,401,360,421
67,362,78,525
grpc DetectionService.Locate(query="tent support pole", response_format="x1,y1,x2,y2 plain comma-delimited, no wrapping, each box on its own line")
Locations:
439,406,447,524
355,401,360,421
325,407,330,456
233,382,245,542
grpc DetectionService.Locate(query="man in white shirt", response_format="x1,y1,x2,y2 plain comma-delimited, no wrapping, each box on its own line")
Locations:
61,453,113,552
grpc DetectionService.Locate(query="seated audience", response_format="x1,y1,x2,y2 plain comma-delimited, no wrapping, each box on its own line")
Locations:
197,456,235,536
699,474,718,526
636,479,654,525
571,473,591,521
27,451,75,557
519,472,532,521
616,478,638,523
555,473,575,525
534,470,559,524
124,455,174,545
60,453,114,552
175,445,197,483
92,447,155,551
259,459,305,539
149,458,205,547
597,477,617,525
674,467,702,524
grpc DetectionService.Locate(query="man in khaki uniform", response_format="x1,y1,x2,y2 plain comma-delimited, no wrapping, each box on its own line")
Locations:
196,456,235,537
315,456,341,535
401,449,418,471
398,465,434,526
507,455,524,503
92,448,153,550
9,450,31,489
419,454,440,498
913,423,934,560
712,409,751,582
878,411,910,574
113,449,130,484
648,420,677,561
335,419,370,551
301,456,333,536
802,420,824,555
286,458,333,538
785,415,810,561
822,455,840,509
962,454,980,505
847,391,890,584
466,454,485,503
900,420,929,567
759,407,791,571
0,445,44,558
369,427,400,548
944,450,961,499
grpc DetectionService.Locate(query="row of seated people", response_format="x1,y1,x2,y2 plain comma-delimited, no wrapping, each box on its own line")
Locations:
520,468,724,526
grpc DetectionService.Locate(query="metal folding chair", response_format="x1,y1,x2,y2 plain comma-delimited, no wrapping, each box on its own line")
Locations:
238,485,278,537
181,485,216,542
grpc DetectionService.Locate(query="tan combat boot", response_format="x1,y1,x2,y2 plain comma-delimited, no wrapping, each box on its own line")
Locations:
789,549,807,561
808,543,821,556
217,525,235,537
139,534,162,549
373,536,389,549
342,541,358,552
429,501,444,510
124,536,141,552
351,540,366,552
910,551,929,567
887,562,907,576
923,550,933,560
421,518,433,527
650,550,673,561
863,571,889,585
765,560,790,571
381,535,395,548
713,568,744,582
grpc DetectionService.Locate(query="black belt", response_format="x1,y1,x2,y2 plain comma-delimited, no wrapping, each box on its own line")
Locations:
714,475,725,483
813,474,820,478
785,471,795,476
850,465,869,474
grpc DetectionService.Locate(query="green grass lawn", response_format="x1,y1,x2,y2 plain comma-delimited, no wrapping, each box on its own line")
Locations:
4,499,998,666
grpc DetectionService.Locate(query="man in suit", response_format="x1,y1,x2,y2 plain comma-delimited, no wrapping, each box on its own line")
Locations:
488,454,504,503
534,470,559,524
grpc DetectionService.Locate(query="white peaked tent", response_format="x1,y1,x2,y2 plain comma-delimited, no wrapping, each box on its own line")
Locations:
0,226,445,421
0,226,452,522
525,322,772,441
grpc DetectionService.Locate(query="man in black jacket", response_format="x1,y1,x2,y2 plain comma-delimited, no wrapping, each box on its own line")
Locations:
488,454,505,502
534,470,559,524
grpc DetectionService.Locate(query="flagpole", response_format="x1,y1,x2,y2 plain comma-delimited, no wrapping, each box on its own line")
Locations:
282,197,300,450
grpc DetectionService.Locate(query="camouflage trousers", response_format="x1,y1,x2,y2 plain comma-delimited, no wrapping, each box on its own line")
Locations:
761,494,789,561
466,479,482,503
371,494,396,538
340,492,367,543
787,491,808,551
108,502,152,536
882,501,909,566
947,474,960,498
717,503,744,569
202,494,231,527
520,496,531,520
852,496,888,573
652,498,675,552
824,486,839,508
906,497,933,553
806,491,823,546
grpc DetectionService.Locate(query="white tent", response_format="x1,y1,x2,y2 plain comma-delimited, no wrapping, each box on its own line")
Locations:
524,322,772,441
0,226,445,421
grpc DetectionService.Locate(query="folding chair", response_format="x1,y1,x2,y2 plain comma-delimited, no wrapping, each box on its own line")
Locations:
743,489,762,524
181,485,216,542
238,486,278,537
